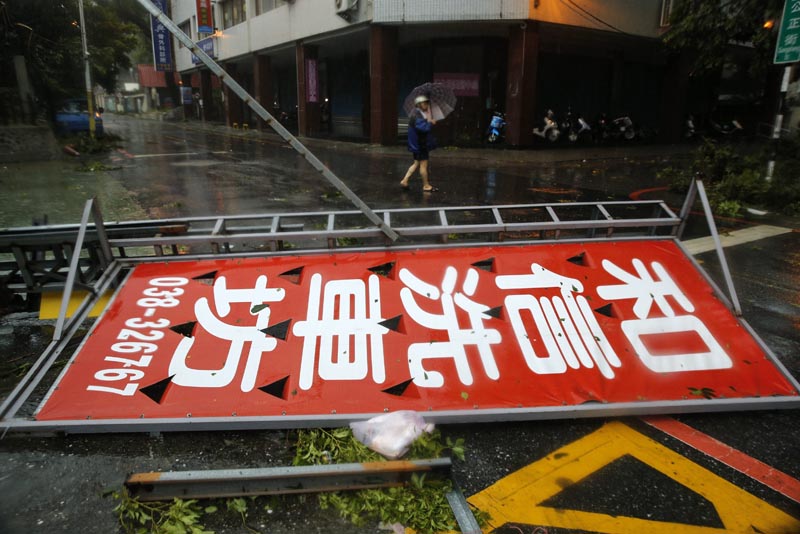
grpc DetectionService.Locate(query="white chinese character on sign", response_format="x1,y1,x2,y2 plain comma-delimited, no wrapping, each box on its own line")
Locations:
597,259,731,373
786,34,798,46
399,267,501,388
292,274,387,390
169,275,285,391
789,17,800,30
496,263,620,379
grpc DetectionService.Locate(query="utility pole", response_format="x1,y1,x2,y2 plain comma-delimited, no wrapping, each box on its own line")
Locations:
77,0,96,138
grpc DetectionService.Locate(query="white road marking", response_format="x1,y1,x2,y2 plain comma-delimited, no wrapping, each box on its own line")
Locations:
132,152,201,158
682,225,792,255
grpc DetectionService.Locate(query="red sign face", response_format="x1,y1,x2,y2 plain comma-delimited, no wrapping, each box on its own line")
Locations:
36,241,798,421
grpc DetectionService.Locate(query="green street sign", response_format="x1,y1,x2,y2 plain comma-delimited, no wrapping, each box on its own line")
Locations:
775,0,800,64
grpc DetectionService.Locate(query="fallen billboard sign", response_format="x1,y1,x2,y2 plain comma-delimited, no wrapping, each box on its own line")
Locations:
36,240,799,423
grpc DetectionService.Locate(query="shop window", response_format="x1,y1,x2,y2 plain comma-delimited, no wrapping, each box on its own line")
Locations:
221,0,247,29
256,0,287,16
178,19,191,47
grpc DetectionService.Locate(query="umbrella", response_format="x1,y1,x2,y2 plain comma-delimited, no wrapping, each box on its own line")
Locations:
403,82,457,121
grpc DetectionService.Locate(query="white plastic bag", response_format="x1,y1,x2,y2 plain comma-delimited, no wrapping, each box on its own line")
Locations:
350,410,435,459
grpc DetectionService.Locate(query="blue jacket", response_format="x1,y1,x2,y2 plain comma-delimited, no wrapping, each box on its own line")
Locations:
407,110,437,153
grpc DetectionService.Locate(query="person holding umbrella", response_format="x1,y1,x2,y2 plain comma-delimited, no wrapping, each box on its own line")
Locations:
400,94,439,192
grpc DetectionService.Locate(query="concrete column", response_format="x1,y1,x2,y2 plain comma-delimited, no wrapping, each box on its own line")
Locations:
610,52,624,115
296,43,321,136
13,56,35,121
659,52,692,142
369,26,399,145
253,54,274,131
505,23,539,147
223,63,243,127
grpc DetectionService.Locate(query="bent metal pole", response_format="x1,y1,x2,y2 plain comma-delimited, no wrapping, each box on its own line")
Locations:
136,0,399,242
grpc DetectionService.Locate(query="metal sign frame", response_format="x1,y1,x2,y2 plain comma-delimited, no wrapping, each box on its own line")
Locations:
1,195,798,435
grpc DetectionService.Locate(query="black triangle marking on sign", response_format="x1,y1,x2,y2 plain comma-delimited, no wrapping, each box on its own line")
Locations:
139,375,174,404
382,378,414,397
378,315,402,332
471,258,495,272
260,319,291,340
368,261,395,277
259,376,290,400
567,252,586,266
279,266,303,284
485,306,503,319
594,304,614,318
170,321,197,338
192,271,218,280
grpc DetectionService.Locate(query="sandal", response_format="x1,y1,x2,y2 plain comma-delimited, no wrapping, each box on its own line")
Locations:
400,182,410,190
423,186,439,193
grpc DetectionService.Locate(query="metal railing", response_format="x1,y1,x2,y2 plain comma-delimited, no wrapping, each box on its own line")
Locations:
0,199,680,294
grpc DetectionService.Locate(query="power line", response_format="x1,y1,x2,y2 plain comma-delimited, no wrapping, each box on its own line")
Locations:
563,0,632,36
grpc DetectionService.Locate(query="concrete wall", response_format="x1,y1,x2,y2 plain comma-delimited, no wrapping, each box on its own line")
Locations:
373,0,528,22
531,0,664,38
0,125,60,163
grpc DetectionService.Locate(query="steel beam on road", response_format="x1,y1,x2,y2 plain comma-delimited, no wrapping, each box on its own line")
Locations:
125,458,452,501
135,0,398,242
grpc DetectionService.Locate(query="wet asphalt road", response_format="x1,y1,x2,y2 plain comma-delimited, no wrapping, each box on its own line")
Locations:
0,115,798,533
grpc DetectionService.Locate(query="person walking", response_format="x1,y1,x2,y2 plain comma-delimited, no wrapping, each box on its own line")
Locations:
400,94,439,192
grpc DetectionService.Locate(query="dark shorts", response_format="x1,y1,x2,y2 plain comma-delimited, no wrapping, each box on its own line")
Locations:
412,150,429,161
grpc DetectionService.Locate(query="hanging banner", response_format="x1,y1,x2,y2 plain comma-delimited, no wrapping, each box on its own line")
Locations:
191,36,216,64
36,240,799,422
433,72,480,97
150,0,173,72
306,58,318,103
196,0,214,34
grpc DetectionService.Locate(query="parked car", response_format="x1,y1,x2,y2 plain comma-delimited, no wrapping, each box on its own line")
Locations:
55,99,104,135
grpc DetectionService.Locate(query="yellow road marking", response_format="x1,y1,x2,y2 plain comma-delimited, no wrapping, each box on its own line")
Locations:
39,290,111,320
468,421,800,533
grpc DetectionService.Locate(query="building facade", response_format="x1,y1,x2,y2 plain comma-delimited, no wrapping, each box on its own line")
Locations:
169,0,684,146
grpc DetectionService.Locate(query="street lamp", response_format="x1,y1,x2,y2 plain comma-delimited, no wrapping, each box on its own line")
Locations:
77,0,96,138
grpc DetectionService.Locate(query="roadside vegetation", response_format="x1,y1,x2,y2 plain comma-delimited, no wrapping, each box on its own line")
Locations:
659,136,800,218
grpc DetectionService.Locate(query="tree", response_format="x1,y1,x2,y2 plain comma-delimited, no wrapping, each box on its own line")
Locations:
1,0,140,111
664,0,785,77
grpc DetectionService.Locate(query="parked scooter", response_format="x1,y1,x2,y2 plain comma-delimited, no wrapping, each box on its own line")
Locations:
595,113,636,143
684,114,697,140
708,116,744,137
565,110,592,143
487,111,506,144
533,109,560,142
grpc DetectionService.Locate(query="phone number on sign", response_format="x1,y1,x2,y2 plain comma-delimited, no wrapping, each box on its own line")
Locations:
86,277,188,396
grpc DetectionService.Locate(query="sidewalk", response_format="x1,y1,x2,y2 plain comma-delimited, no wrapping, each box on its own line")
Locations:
132,111,694,167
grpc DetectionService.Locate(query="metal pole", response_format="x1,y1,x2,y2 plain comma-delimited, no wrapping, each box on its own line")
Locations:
53,199,95,341
135,0,398,242
77,0,96,139
766,66,791,181
694,180,742,316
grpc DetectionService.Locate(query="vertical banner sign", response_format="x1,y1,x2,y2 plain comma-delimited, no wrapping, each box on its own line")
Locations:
775,0,800,64
196,0,214,34
35,241,798,422
306,58,319,103
150,0,173,72
180,86,193,105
